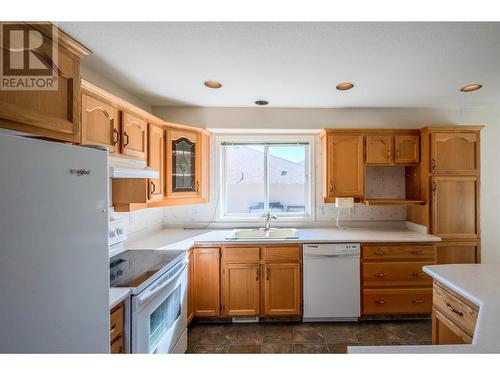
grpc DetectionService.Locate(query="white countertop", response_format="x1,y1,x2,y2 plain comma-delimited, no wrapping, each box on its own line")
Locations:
109,287,130,309
124,226,440,252
349,264,500,353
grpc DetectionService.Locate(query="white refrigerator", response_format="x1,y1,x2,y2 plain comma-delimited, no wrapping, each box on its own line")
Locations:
0,133,110,353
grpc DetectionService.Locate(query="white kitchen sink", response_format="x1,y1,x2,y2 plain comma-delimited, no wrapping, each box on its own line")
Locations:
227,228,298,240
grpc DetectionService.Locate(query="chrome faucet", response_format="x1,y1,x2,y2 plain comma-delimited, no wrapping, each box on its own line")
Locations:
264,212,278,231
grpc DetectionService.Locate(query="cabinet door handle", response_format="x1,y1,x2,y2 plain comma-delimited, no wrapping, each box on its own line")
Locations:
412,299,425,304
110,323,117,334
432,180,437,194
446,302,464,317
123,132,130,147
411,250,425,255
329,180,334,194
374,272,386,277
374,300,386,305
374,250,385,256
195,180,200,192
150,181,156,194
396,149,400,158
431,158,437,170
386,150,391,160
266,268,270,280
113,129,120,145
412,272,425,278
256,268,259,281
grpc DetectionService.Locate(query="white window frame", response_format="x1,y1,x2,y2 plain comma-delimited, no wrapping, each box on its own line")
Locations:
216,134,315,222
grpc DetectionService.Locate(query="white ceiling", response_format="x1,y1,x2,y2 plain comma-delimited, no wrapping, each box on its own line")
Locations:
60,22,500,108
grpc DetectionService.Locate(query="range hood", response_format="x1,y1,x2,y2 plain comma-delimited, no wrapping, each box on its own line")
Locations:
109,156,159,179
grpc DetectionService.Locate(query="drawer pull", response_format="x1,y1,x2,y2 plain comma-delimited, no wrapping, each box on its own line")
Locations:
110,323,117,334
374,272,386,277
412,299,425,304
412,272,425,278
374,250,385,255
411,250,425,255
446,302,464,317
374,300,386,305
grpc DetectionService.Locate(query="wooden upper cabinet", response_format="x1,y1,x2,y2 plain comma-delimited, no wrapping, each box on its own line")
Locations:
147,123,164,202
222,263,261,316
366,134,420,165
366,135,393,164
263,263,301,316
165,129,201,197
431,176,479,239
325,134,364,198
81,93,119,153
121,111,147,159
395,135,420,164
431,132,479,174
0,23,90,143
193,247,220,317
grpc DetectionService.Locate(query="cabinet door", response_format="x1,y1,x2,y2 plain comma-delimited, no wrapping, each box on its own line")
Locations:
166,129,201,197
431,176,479,239
431,132,479,174
81,93,119,153
366,135,393,164
222,263,260,316
395,135,420,164
436,241,479,264
187,250,194,325
264,263,301,316
147,123,164,202
327,134,364,197
121,111,147,159
193,248,220,317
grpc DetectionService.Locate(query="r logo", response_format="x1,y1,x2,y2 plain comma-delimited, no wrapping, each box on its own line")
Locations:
0,23,58,90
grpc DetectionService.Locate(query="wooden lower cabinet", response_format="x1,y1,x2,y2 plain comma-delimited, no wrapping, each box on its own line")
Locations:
431,282,478,345
192,244,302,319
193,247,220,317
264,263,301,316
187,249,194,325
222,263,260,316
361,243,436,316
110,303,125,354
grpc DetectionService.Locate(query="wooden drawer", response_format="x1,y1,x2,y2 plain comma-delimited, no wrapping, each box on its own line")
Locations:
110,304,124,343
433,282,478,336
363,261,434,287
362,288,432,315
262,246,301,261
111,335,125,354
363,244,435,261
222,246,260,263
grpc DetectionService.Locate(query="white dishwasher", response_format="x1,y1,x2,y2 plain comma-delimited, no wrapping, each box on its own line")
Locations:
303,243,360,322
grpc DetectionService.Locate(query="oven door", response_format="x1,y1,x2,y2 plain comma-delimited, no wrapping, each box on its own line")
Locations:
131,259,188,354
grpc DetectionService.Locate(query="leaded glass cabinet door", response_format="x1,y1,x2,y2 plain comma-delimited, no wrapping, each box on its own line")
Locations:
166,129,201,197
172,137,195,191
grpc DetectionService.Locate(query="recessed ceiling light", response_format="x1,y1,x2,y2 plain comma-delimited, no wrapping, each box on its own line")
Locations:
460,84,482,92
204,80,222,89
336,82,354,91
255,100,269,106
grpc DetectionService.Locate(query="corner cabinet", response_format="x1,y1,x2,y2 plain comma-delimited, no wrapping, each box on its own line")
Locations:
163,126,210,205
322,131,364,201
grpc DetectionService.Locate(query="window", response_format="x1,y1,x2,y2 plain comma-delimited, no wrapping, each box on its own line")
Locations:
220,137,312,220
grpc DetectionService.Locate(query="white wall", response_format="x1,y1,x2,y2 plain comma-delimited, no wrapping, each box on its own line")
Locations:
153,105,500,264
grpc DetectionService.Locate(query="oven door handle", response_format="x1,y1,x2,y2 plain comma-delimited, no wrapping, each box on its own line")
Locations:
137,260,188,305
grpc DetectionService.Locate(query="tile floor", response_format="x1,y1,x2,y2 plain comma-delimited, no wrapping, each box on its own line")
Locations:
187,319,432,354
